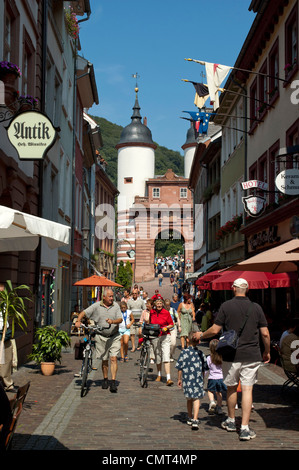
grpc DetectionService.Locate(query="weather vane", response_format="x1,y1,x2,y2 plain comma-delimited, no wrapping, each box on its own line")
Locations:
132,72,140,94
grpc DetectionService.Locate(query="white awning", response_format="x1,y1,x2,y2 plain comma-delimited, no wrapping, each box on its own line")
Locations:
194,261,219,278
0,205,70,252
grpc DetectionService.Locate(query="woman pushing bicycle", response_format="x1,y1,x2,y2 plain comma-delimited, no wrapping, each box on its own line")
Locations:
149,298,174,386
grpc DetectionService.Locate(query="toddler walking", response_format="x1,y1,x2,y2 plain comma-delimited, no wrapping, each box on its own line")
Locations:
206,339,227,415
176,332,208,430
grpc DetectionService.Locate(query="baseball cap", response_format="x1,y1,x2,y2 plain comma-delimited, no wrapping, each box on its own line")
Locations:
232,278,249,288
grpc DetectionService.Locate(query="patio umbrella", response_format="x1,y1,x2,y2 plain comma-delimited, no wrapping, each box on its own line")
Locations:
73,274,123,287
195,280,211,290
223,239,299,274
195,270,223,285
211,270,297,290
0,205,70,251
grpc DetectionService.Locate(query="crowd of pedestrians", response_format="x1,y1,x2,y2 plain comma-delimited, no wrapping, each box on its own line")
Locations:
70,274,299,442
1,274,299,444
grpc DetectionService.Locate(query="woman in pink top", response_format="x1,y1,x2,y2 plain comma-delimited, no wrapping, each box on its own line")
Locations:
206,339,227,415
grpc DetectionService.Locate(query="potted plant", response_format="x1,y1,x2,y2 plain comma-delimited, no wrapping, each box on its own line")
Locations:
64,5,79,40
0,61,22,80
28,326,71,376
0,280,32,365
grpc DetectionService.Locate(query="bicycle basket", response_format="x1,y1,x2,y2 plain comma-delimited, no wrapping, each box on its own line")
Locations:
142,323,160,337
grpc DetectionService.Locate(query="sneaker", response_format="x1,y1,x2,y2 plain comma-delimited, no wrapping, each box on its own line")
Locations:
191,419,200,430
102,378,109,389
239,427,256,441
110,381,118,393
187,417,193,426
221,418,237,432
166,379,174,386
208,401,216,414
215,406,225,415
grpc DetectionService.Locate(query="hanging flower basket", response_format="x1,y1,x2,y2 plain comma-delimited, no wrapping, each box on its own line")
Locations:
18,94,39,110
64,6,79,40
0,61,21,83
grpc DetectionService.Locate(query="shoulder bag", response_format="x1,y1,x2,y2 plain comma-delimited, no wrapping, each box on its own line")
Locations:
216,302,254,361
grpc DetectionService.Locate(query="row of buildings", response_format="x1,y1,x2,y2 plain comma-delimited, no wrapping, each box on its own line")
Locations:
0,0,117,364
1,0,298,364
189,0,299,323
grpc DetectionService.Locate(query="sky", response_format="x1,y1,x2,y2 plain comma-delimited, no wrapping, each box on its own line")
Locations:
79,0,256,155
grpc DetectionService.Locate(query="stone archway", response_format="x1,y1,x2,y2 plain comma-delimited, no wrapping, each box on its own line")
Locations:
134,212,193,283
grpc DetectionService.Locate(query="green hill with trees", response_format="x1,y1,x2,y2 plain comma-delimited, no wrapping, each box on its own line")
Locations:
91,116,184,186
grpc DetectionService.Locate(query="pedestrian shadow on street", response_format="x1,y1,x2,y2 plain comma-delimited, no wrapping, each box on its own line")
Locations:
253,384,298,405
11,433,69,450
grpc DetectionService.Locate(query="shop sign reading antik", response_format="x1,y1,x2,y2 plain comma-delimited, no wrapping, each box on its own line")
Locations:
275,168,299,195
7,110,57,160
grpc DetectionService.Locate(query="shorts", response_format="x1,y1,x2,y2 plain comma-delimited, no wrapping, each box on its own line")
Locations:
151,334,171,364
207,379,227,393
94,333,121,361
119,328,130,337
130,322,141,335
222,361,262,387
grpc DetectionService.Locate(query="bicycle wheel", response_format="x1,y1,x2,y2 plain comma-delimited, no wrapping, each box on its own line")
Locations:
139,344,150,388
80,352,89,397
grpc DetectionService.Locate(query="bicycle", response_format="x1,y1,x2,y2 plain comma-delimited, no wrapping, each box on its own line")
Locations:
79,323,111,397
133,322,161,388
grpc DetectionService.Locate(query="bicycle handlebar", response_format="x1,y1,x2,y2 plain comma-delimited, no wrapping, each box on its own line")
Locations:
82,323,111,334
133,322,169,333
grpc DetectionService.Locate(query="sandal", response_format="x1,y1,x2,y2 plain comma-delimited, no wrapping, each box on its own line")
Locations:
124,355,128,362
120,357,124,362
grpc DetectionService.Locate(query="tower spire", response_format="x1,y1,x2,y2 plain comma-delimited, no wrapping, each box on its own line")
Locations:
132,72,140,96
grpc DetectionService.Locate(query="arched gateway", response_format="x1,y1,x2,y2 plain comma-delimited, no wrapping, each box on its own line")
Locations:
116,88,194,283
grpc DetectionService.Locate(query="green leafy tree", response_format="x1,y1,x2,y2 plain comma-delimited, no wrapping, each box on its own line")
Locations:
115,261,128,288
124,261,134,290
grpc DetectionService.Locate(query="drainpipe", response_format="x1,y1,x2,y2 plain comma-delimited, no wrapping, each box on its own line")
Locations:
70,8,91,308
34,0,48,326
232,79,248,259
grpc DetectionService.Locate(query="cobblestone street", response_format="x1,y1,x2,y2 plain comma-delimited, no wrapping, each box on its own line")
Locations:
7,278,299,452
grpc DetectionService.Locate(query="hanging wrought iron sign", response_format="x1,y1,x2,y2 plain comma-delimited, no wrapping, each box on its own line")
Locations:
241,179,267,217
6,110,57,160
242,195,267,217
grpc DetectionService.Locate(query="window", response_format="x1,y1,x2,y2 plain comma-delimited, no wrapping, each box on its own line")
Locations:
124,177,133,184
258,61,268,117
153,188,160,198
258,153,268,183
286,119,299,169
249,78,258,129
258,153,268,204
285,3,298,81
180,187,187,198
22,30,35,97
4,5,18,65
269,39,279,102
208,213,220,251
